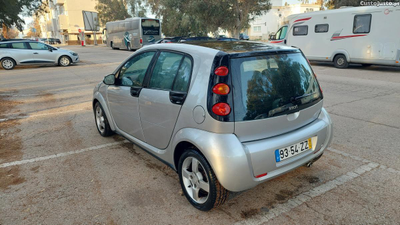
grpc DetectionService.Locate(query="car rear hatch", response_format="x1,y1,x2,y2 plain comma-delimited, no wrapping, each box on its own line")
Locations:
230,50,323,142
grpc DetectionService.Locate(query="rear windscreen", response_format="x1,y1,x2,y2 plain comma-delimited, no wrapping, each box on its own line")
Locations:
141,19,160,35
231,53,322,121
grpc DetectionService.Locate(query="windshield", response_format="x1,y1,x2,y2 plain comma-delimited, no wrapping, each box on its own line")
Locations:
231,53,322,121
141,19,160,35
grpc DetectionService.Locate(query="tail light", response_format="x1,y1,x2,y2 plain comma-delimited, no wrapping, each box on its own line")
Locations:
212,83,230,95
212,103,231,116
255,173,268,178
140,38,143,44
214,66,229,76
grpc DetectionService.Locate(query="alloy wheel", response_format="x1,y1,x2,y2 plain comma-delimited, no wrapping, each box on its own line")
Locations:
95,105,106,134
181,156,210,204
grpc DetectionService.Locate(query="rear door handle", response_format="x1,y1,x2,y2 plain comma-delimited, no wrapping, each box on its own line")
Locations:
169,91,187,105
33,52,38,54
130,86,142,97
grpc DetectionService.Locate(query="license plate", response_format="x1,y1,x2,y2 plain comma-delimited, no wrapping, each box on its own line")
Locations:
275,138,312,162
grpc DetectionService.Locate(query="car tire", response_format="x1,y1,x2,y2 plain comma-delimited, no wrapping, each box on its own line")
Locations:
334,54,349,68
178,149,229,211
94,102,114,137
1,57,16,70
58,56,71,67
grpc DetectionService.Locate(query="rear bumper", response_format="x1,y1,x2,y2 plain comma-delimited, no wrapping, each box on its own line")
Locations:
205,108,332,192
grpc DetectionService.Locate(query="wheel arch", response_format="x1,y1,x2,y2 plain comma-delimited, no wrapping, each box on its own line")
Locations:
170,128,255,192
92,93,116,131
1,56,18,64
58,55,72,64
331,50,350,62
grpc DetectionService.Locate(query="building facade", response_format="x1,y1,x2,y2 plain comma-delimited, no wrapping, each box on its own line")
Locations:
40,0,102,44
247,0,321,40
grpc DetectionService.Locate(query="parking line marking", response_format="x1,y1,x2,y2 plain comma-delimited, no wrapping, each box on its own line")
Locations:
0,141,129,168
327,147,400,174
0,108,88,122
236,162,380,225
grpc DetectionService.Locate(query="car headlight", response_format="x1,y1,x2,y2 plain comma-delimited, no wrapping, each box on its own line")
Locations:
70,52,78,56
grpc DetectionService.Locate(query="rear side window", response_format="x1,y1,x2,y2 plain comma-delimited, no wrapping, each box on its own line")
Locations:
11,42,27,49
353,14,371,34
172,57,192,92
29,42,49,50
293,26,308,36
148,52,183,90
231,53,322,121
315,24,329,33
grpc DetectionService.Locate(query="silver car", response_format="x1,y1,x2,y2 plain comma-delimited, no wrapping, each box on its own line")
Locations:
0,40,79,70
92,41,333,211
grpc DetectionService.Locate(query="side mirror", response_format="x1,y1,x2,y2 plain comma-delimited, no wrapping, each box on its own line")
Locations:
48,48,53,52
103,74,115,85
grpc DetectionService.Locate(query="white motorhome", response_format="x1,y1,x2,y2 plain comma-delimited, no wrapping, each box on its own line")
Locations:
270,6,400,68
105,17,161,51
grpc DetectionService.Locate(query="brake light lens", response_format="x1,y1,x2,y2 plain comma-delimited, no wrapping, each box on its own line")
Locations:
214,66,229,76
212,83,230,95
140,38,143,44
212,103,231,116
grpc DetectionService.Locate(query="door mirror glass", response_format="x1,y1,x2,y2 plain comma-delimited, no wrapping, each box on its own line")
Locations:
103,74,115,85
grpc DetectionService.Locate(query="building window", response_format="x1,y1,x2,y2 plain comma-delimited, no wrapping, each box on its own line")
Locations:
253,26,261,32
315,24,329,33
353,14,372,34
293,25,308,36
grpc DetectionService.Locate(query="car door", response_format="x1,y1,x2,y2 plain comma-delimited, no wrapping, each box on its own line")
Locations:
28,42,56,63
106,51,156,141
9,42,34,63
139,51,193,149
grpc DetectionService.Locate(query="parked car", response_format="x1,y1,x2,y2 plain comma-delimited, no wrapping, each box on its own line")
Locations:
0,40,79,70
48,38,61,44
239,33,249,40
92,41,333,211
217,37,239,41
155,37,183,43
179,37,215,42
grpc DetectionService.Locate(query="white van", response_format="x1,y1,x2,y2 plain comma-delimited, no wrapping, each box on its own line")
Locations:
270,6,400,68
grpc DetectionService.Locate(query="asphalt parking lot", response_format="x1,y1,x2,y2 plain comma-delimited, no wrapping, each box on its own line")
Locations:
1,45,400,225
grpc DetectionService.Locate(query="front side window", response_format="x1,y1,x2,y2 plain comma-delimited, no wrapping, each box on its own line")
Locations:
231,53,322,121
149,52,184,90
293,25,308,36
315,24,329,33
29,42,49,50
118,51,155,86
279,26,288,39
11,42,27,49
0,43,9,48
353,14,371,34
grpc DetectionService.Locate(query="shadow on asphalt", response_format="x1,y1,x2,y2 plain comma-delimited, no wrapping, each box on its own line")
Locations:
310,62,400,72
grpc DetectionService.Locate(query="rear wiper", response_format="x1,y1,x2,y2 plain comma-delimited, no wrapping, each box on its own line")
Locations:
291,92,316,103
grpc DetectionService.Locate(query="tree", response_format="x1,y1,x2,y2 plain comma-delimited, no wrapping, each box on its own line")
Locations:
1,25,20,39
148,0,271,38
0,0,47,31
96,0,147,26
26,18,42,38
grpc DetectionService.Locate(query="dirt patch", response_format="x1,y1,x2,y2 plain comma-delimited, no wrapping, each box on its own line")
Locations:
303,175,320,184
0,167,26,189
0,93,25,189
240,208,260,219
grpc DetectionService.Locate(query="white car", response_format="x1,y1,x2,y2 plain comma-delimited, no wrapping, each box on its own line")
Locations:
0,40,79,70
